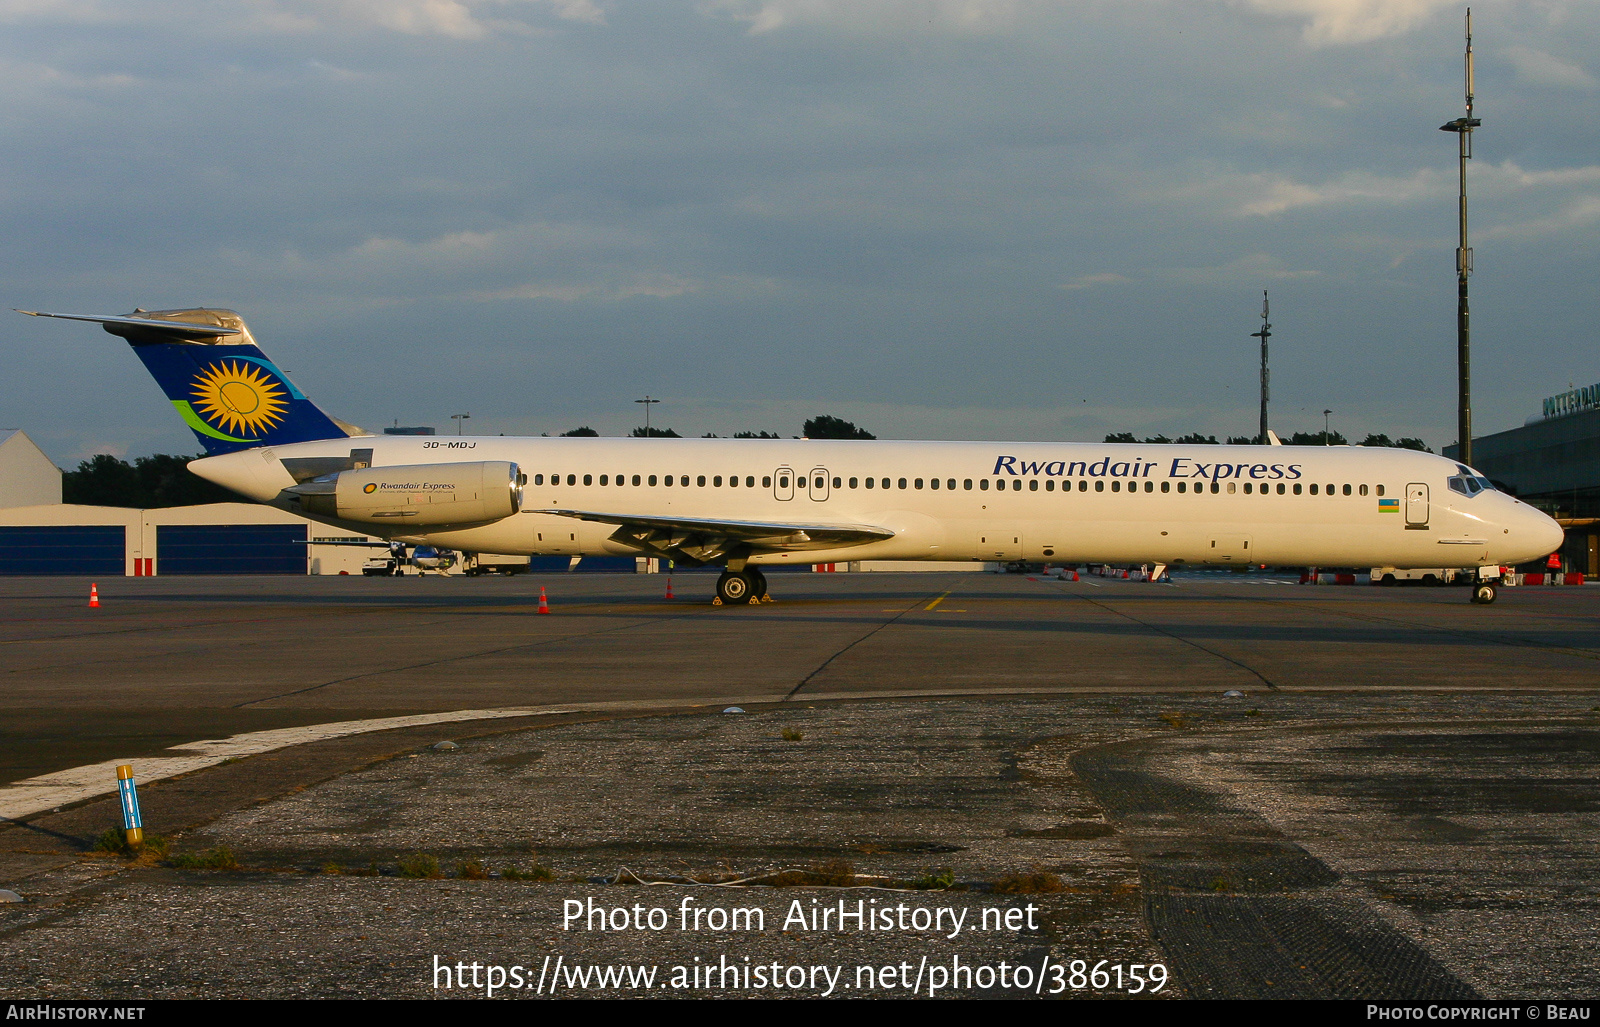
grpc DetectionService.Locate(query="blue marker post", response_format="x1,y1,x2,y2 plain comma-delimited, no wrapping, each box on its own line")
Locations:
115,765,144,848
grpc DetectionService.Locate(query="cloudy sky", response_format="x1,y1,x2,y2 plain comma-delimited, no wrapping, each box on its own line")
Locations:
1,0,1596,463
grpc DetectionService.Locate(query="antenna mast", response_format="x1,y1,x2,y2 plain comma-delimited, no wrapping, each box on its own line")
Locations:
1440,8,1480,465
1251,290,1271,444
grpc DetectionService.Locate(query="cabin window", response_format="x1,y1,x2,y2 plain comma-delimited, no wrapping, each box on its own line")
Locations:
566,474,576,486
1243,483,1252,494
1376,484,1385,497
1045,480,1054,492
1026,479,1036,491
913,478,923,489
597,475,606,485
1210,482,1220,494
1293,483,1302,495
849,477,858,489
713,476,722,487
631,475,640,486
832,477,841,489
1177,481,1187,493
1310,484,1319,495
778,476,788,488
946,479,955,490
647,475,657,486
930,478,940,490
898,478,908,489
866,477,875,489
762,476,771,488
664,474,674,487
1095,480,1105,492
1359,484,1368,496
1227,482,1236,494
811,476,822,489
697,475,706,487
1276,482,1285,494
533,474,544,485
979,479,989,491
681,476,689,487
1111,480,1121,493
1078,480,1088,492
964,479,973,490
1343,484,1352,496
746,476,755,488
1161,481,1170,493
1144,481,1154,493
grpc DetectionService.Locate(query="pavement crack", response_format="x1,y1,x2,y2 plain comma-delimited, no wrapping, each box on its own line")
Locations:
784,592,940,700
1058,589,1280,691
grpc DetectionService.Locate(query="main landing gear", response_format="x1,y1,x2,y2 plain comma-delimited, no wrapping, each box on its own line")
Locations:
714,568,769,606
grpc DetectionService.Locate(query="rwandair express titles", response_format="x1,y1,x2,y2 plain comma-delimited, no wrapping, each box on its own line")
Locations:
19,307,1563,606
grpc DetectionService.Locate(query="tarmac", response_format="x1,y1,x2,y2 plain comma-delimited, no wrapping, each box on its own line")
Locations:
1,570,1597,1000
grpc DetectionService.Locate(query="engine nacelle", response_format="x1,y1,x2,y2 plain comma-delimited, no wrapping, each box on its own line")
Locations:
289,461,522,527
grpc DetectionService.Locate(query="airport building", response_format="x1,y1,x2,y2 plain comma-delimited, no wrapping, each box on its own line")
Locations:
1447,382,1600,578
0,432,376,576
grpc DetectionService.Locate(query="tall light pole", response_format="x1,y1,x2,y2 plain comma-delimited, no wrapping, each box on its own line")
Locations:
634,395,660,433
1323,409,1332,446
1251,290,1271,444
1440,8,1480,466
451,412,470,436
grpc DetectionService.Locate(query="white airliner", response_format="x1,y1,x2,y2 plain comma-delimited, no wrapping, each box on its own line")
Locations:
21,307,1563,605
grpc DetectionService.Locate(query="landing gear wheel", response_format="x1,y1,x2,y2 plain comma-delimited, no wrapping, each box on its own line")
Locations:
750,569,768,602
716,571,753,605
1471,582,1498,605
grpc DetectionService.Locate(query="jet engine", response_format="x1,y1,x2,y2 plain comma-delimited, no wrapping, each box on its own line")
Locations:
287,461,523,527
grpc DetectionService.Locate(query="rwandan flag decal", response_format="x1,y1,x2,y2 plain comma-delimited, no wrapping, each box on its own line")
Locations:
1378,498,1400,513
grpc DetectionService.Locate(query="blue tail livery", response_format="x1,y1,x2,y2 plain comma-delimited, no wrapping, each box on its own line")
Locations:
17,308,356,455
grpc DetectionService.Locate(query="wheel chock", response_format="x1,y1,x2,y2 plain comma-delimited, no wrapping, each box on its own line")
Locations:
712,597,723,606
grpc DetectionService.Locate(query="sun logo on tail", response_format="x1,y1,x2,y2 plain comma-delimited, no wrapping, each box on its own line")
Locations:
191,361,289,438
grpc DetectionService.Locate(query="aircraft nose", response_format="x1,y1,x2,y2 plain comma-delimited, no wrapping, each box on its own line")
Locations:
1521,505,1565,562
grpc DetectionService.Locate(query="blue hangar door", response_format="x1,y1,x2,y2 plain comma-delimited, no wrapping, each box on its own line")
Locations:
0,525,126,576
156,524,308,575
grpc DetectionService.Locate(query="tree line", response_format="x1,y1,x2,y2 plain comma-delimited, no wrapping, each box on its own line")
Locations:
62,454,237,509
1103,431,1431,451
558,415,876,441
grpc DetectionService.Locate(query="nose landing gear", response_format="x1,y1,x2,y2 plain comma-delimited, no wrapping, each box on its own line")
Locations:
1471,582,1497,605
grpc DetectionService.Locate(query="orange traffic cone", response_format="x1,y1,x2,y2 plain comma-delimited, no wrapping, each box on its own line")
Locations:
89,583,100,608
537,587,549,614
665,578,674,600
1122,569,1130,579
1071,570,1079,582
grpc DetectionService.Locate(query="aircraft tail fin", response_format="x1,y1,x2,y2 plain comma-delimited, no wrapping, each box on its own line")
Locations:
18,307,362,455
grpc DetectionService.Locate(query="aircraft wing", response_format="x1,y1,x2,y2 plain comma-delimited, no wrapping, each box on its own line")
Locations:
535,508,895,564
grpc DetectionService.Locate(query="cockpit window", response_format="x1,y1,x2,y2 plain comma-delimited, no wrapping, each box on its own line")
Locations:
1448,465,1496,497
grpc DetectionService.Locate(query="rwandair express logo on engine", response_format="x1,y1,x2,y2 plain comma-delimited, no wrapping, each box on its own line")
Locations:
179,359,290,443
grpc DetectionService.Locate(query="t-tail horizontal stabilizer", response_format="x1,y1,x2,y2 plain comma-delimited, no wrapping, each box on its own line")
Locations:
18,307,361,455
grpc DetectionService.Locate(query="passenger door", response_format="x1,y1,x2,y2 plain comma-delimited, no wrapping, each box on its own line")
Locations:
1405,483,1429,528
773,466,795,501
807,467,830,502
